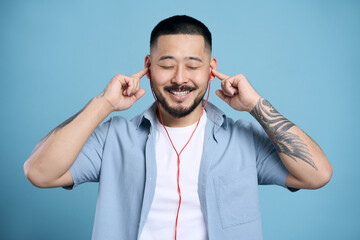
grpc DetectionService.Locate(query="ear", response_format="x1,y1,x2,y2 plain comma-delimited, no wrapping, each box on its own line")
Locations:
144,55,151,79
209,57,218,81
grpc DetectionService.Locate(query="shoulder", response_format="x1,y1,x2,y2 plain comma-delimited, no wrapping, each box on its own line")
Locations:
109,110,153,136
110,115,131,126
224,117,264,135
205,101,261,132
99,103,156,135
219,116,269,150
107,115,141,132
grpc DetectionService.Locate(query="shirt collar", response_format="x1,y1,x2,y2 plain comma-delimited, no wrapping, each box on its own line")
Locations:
135,100,228,130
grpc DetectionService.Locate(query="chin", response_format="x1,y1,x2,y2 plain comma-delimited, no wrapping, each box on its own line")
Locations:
161,98,203,118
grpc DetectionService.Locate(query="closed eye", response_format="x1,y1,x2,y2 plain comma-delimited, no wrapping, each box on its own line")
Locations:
161,66,174,69
188,66,199,70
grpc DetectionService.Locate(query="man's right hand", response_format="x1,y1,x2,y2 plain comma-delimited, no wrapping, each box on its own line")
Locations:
98,68,148,112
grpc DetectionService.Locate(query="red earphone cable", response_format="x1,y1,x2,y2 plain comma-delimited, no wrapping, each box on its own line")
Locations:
150,73,212,240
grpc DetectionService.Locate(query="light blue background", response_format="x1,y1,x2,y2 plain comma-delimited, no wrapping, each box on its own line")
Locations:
1,0,359,239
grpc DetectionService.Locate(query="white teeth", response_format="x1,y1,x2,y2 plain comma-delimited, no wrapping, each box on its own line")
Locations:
171,91,190,96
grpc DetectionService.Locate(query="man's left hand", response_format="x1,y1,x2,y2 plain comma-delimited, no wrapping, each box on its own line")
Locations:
212,69,261,112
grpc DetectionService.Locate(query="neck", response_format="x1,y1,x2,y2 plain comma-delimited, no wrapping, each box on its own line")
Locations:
157,103,204,127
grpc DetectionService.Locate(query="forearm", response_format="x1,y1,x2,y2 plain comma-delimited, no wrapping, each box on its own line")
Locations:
24,95,113,185
250,98,332,188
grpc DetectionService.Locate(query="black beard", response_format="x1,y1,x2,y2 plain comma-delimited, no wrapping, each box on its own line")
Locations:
153,84,206,118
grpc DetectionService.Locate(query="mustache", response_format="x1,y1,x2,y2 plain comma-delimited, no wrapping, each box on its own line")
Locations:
164,84,197,92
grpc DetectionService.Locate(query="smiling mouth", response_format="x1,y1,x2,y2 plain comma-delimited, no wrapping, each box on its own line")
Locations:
165,85,196,97
169,90,191,96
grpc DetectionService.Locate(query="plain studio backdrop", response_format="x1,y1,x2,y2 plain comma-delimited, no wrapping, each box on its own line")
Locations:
1,0,359,239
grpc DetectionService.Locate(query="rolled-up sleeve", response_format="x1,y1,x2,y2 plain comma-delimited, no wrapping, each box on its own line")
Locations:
252,122,296,191
63,118,111,190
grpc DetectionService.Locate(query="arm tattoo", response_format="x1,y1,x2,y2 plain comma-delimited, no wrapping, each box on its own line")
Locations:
250,98,318,170
31,98,93,155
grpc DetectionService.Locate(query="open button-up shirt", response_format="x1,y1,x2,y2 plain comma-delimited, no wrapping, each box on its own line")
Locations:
64,101,290,240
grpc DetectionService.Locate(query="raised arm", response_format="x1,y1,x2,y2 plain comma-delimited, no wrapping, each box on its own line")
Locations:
212,69,332,189
249,98,332,189
24,68,148,188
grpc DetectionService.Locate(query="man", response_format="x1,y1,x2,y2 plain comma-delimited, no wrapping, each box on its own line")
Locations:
24,15,332,240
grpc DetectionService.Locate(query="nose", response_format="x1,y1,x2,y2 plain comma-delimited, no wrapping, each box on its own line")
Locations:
171,67,188,85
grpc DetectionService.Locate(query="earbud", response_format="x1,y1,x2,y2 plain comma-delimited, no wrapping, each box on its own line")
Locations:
147,69,151,80
209,70,213,81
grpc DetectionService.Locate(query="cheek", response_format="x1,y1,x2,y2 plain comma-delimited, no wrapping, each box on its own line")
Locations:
150,69,170,86
152,69,174,84
193,72,209,86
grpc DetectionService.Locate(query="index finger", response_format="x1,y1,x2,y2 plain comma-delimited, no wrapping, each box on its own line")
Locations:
211,69,230,81
131,68,148,79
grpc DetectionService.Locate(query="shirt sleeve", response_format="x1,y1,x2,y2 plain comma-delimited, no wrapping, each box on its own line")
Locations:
252,122,299,192
62,118,111,190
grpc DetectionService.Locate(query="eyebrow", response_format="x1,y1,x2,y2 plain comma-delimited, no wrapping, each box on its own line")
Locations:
158,56,203,63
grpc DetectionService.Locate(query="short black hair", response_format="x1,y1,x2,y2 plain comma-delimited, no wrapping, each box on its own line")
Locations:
150,15,212,53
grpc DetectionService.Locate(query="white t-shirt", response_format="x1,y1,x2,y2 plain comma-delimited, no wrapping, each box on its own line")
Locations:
139,111,208,240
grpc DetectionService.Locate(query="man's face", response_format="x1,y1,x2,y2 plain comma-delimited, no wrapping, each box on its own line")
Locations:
146,34,216,118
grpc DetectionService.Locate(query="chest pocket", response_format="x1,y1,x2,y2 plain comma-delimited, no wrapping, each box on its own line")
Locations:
213,168,261,229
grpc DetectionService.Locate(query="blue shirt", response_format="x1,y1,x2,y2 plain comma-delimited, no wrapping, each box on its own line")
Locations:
63,101,290,240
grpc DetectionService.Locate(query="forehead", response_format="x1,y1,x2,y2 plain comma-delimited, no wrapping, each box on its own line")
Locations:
151,34,209,58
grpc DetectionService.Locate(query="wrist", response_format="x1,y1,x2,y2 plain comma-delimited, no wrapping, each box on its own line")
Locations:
246,94,261,113
94,95,115,115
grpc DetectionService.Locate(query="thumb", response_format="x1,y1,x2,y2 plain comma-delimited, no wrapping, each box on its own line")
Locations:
216,89,225,100
216,89,230,104
133,88,146,101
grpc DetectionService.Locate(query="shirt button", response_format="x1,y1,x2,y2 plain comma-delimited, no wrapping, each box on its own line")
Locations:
148,133,151,138
149,177,152,181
